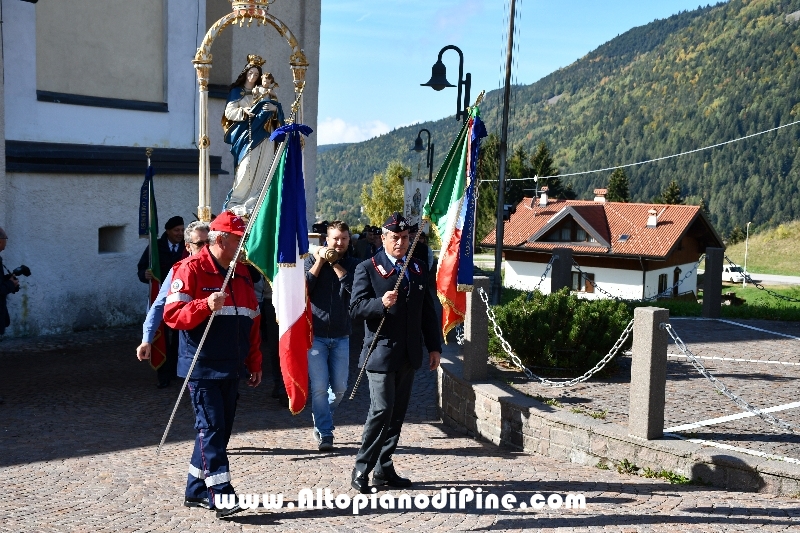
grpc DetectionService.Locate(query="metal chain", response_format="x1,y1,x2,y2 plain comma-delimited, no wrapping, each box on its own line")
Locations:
478,287,634,387
524,254,557,301
455,324,466,346
571,254,704,302
663,323,797,433
723,254,800,303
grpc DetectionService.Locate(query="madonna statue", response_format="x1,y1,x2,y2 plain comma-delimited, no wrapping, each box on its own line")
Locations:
222,54,285,213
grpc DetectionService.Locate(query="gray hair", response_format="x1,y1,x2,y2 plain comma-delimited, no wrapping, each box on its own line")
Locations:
184,221,210,243
207,230,228,246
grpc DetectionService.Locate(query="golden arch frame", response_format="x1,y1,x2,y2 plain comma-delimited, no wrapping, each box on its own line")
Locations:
192,1,309,222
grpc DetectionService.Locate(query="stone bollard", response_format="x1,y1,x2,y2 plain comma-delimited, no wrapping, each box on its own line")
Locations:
629,307,669,440
550,247,573,293
702,247,723,319
462,276,491,381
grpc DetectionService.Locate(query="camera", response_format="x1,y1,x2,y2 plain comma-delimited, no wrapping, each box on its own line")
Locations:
11,265,31,277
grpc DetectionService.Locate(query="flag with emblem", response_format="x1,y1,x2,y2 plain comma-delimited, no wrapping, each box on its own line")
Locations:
244,123,314,414
422,107,487,340
138,163,168,370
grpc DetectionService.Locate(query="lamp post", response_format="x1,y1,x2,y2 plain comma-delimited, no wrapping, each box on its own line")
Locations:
743,221,751,289
411,129,435,182
421,45,471,121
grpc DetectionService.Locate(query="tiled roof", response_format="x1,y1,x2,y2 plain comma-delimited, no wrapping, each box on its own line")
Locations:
481,198,722,259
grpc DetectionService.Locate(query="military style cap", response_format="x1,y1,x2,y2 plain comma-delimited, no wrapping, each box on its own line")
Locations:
164,216,184,230
210,211,246,236
383,212,410,233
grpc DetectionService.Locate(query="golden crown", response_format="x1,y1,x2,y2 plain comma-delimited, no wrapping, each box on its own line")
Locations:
230,0,275,9
246,54,266,68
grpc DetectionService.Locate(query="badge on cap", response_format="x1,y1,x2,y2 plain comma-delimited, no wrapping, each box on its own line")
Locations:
170,279,184,292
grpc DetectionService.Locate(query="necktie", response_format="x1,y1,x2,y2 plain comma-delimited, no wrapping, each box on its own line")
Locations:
394,259,411,293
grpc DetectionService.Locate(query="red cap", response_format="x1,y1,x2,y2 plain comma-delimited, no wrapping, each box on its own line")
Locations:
209,211,246,236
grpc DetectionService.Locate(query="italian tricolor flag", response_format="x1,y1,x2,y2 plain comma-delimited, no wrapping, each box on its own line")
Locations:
245,123,314,414
422,107,487,340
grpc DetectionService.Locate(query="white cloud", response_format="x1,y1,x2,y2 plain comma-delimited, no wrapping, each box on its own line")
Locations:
317,117,391,145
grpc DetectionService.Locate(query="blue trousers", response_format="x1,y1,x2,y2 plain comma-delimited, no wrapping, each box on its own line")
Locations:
185,378,239,504
308,336,350,437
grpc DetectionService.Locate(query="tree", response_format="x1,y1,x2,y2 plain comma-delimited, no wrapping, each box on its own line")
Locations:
661,179,684,205
529,141,571,198
728,225,746,245
476,133,500,243
360,161,409,226
606,168,631,202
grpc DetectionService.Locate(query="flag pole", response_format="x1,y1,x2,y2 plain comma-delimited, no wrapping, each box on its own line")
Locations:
146,148,154,313
157,90,304,455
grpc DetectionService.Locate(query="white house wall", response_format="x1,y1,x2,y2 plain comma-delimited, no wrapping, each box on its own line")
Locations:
505,259,699,301
1,1,321,336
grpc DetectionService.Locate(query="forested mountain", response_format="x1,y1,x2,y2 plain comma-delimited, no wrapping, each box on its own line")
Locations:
316,0,800,234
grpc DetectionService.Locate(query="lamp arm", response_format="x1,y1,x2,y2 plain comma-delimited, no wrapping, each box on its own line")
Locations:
437,45,465,121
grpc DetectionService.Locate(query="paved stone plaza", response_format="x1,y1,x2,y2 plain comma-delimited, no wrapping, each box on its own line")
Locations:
2,326,800,532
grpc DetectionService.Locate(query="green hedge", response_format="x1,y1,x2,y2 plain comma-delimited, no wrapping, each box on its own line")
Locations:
489,288,632,374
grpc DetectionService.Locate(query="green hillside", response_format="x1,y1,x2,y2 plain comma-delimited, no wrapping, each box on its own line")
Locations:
316,0,800,233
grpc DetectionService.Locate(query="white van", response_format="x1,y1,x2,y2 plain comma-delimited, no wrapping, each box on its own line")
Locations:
722,264,747,283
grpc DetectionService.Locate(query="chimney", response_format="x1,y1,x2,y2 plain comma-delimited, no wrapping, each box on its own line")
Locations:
594,188,607,203
646,208,658,228
539,186,549,207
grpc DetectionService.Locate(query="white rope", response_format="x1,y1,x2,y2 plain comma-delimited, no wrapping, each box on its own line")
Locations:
482,119,800,181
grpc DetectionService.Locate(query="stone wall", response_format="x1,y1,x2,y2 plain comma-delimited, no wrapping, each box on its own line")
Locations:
437,350,800,496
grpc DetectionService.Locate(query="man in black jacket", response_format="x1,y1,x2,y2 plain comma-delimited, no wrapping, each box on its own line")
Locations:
349,212,441,493
137,215,185,387
0,227,20,338
305,220,360,451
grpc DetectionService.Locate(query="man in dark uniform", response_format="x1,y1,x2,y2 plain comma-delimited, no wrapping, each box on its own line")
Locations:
137,215,186,387
349,212,441,493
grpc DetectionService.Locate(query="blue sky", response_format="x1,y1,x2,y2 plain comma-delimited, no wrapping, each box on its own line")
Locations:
317,0,723,145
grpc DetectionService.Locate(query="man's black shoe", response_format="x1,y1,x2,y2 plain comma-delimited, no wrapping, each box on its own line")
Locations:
216,503,244,519
183,497,211,510
372,469,412,488
351,468,371,494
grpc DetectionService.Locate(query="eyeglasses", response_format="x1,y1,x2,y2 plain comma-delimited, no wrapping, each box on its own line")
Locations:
190,240,209,246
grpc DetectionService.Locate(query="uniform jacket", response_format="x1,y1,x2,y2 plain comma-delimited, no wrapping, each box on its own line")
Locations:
163,247,262,380
350,251,441,371
304,252,360,339
137,233,187,284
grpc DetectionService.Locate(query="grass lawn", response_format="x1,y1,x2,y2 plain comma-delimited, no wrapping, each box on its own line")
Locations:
723,221,800,276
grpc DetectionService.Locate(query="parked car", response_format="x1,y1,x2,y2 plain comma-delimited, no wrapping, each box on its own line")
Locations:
722,264,748,283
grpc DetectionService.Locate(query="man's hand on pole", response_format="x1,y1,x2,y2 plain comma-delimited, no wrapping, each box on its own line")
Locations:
207,292,227,312
382,290,398,309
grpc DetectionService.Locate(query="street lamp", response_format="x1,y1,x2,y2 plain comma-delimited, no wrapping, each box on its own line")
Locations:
743,221,751,289
421,45,471,121
411,129,435,183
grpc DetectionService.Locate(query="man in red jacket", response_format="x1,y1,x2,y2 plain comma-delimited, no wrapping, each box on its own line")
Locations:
163,211,262,519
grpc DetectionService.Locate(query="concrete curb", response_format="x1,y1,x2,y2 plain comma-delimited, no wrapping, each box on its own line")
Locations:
437,347,800,496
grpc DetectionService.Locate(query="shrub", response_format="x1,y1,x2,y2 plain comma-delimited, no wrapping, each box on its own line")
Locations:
488,288,632,374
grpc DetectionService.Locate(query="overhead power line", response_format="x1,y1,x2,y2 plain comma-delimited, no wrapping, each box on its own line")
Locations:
482,119,800,182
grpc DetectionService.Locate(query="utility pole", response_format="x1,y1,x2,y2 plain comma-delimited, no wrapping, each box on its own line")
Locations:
491,0,516,305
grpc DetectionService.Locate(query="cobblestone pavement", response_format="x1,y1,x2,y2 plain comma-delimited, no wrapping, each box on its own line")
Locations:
504,318,800,461
2,326,800,532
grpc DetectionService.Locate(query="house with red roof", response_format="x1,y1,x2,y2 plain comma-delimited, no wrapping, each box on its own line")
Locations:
480,188,725,300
